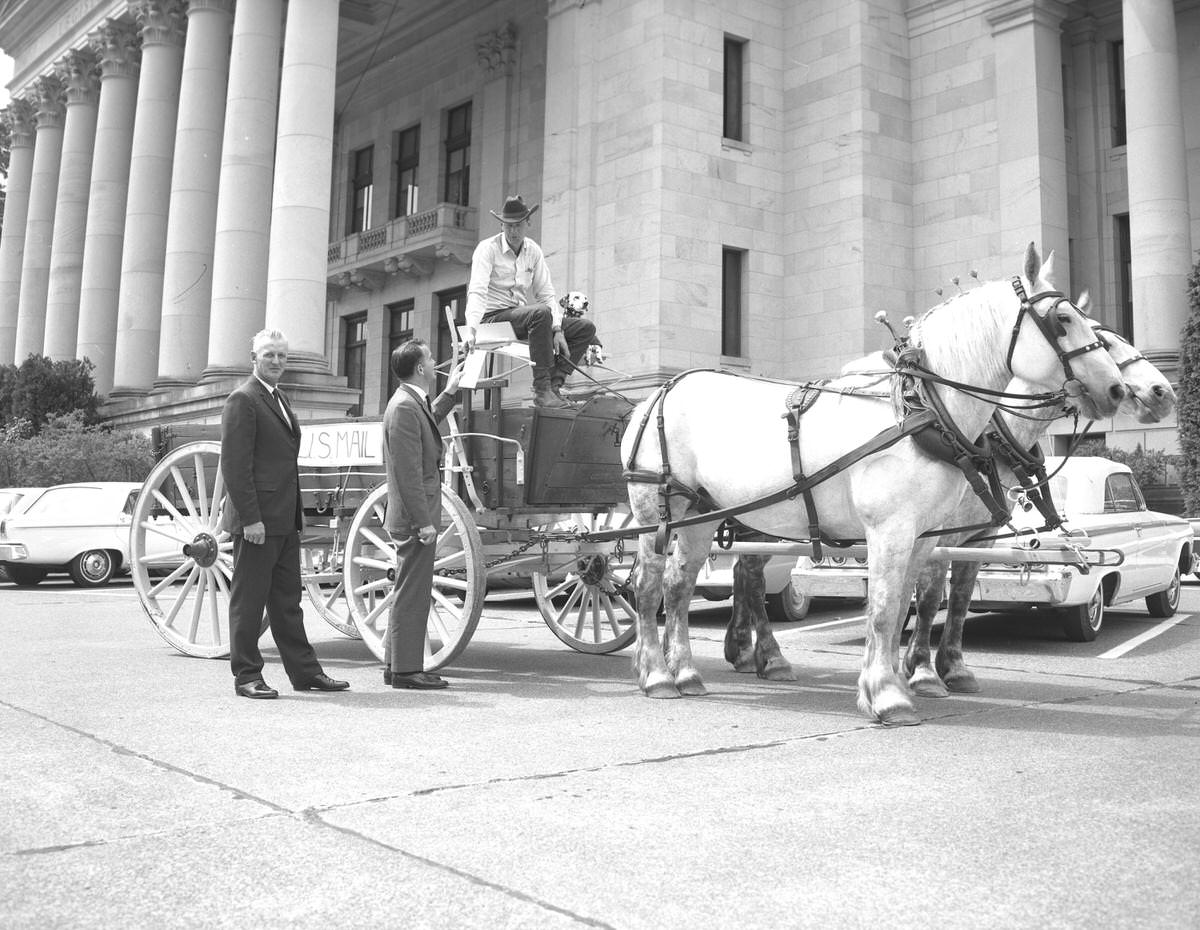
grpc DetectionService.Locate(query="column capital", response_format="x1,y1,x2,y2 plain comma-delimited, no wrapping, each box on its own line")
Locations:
29,75,66,131
132,0,188,47
2,98,36,147
986,0,1069,35
55,48,101,107
186,0,235,14
476,22,517,79
89,18,142,80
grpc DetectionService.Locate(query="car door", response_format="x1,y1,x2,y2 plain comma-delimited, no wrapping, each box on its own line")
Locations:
1101,472,1153,598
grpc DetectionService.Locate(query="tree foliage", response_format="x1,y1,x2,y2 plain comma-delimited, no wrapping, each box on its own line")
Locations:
0,354,99,432
1179,254,1200,516
1072,439,1173,491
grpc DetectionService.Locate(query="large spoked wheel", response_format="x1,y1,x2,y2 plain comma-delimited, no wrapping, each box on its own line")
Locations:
301,543,359,638
130,442,263,658
344,484,485,671
530,508,638,654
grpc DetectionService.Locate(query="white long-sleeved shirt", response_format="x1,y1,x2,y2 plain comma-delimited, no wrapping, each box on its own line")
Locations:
464,232,559,329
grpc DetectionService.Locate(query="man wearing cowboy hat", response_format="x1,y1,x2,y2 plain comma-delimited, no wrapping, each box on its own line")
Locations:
464,194,601,408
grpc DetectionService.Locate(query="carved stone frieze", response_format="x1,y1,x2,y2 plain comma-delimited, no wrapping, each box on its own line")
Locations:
89,18,143,79
56,48,102,107
185,0,235,14
131,0,188,47
476,23,517,79
2,98,37,147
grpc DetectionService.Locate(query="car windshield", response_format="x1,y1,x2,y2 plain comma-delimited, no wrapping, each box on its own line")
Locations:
23,487,102,516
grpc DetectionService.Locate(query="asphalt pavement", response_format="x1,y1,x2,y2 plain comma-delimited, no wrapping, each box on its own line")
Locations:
2,577,1198,929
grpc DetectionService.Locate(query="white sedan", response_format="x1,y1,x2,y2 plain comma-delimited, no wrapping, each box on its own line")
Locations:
0,482,181,588
790,457,1195,642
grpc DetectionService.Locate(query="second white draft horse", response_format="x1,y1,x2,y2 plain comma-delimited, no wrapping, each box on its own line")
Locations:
621,244,1127,725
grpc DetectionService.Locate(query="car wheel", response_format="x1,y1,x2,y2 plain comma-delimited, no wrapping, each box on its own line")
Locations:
8,565,47,587
1145,567,1181,619
1061,586,1104,642
765,585,810,622
69,549,116,587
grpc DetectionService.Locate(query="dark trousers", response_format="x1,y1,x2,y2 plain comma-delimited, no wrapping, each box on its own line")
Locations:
385,531,437,673
229,531,322,686
481,305,597,385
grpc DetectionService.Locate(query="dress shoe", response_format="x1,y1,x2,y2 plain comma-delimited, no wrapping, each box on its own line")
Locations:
294,673,350,692
235,679,278,699
390,671,449,690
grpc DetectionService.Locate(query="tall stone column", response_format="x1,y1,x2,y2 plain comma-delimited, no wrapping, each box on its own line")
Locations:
156,0,233,388
43,50,101,361
475,23,516,226
110,0,186,397
204,0,282,379
13,76,66,361
77,20,141,396
263,0,340,372
0,99,36,364
1123,0,1191,370
988,0,1071,285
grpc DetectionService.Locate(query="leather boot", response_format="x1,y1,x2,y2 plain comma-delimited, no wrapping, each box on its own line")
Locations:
550,378,579,407
532,374,568,408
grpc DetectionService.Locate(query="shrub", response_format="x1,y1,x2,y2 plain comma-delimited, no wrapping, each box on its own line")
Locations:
0,355,99,433
1179,255,1200,516
1072,439,1174,491
0,412,154,486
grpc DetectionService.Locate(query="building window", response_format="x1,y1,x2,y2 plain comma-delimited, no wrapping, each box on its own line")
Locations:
435,287,467,370
347,146,374,235
342,313,368,416
1115,213,1133,340
386,300,414,396
1111,42,1126,147
393,125,420,218
721,247,745,357
723,37,745,142
444,102,471,206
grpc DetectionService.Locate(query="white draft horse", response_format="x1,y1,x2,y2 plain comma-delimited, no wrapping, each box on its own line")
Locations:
902,322,1177,696
622,244,1127,725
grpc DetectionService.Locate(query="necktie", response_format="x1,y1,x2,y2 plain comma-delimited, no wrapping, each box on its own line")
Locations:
275,391,291,428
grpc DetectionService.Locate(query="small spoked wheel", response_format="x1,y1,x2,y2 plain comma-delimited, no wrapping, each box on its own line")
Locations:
130,441,264,658
343,484,485,671
301,543,359,638
530,508,638,654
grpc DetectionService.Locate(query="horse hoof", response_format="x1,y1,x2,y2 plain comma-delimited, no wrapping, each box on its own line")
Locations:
644,681,681,699
731,652,757,674
909,675,949,698
759,660,797,682
944,672,981,694
876,706,922,727
675,673,708,696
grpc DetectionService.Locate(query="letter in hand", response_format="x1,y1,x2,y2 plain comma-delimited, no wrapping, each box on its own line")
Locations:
462,326,477,353
445,357,468,394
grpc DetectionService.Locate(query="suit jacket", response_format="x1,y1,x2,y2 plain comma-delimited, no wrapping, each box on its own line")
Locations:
220,377,304,536
382,384,456,535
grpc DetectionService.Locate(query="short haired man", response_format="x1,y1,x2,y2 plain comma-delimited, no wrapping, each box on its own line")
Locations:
381,339,464,689
219,329,349,699
463,194,601,408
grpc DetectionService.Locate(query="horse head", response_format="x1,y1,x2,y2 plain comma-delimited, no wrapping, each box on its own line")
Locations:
1006,243,1126,420
1087,316,1177,424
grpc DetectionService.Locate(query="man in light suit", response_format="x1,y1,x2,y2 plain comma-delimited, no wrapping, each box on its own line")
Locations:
220,328,349,699
382,339,464,690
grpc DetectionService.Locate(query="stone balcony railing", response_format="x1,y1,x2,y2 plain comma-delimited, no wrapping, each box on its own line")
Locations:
327,202,478,295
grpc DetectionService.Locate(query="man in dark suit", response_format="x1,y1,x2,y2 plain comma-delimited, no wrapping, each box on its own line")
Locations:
382,339,464,690
220,328,349,699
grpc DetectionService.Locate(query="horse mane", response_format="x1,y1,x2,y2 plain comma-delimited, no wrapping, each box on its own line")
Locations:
908,278,1015,388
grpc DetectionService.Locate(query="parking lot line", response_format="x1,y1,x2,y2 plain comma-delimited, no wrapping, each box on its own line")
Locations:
795,614,867,632
1098,613,1192,659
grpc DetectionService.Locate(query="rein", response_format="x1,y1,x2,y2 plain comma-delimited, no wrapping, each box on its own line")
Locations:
1004,278,1106,382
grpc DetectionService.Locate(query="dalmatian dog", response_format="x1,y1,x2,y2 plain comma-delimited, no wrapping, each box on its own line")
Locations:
557,291,607,365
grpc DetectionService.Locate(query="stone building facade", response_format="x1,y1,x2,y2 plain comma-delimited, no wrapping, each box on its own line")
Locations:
0,0,1194,456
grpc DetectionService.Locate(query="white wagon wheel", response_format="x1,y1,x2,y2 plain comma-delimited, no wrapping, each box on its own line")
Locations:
344,484,485,671
301,542,359,638
530,507,638,654
130,441,263,658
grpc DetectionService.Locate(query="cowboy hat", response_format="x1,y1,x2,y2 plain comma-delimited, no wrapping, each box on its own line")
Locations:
490,195,539,223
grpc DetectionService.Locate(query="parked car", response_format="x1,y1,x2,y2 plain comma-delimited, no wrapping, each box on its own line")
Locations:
0,488,45,583
695,551,810,622
0,482,179,587
1192,518,1200,581
791,457,1195,642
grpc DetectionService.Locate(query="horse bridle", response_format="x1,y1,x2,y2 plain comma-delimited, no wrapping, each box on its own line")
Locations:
1089,321,1146,371
1004,278,1106,383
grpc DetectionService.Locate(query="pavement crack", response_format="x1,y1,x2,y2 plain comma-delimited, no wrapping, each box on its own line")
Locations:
300,810,617,928
0,698,291,814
